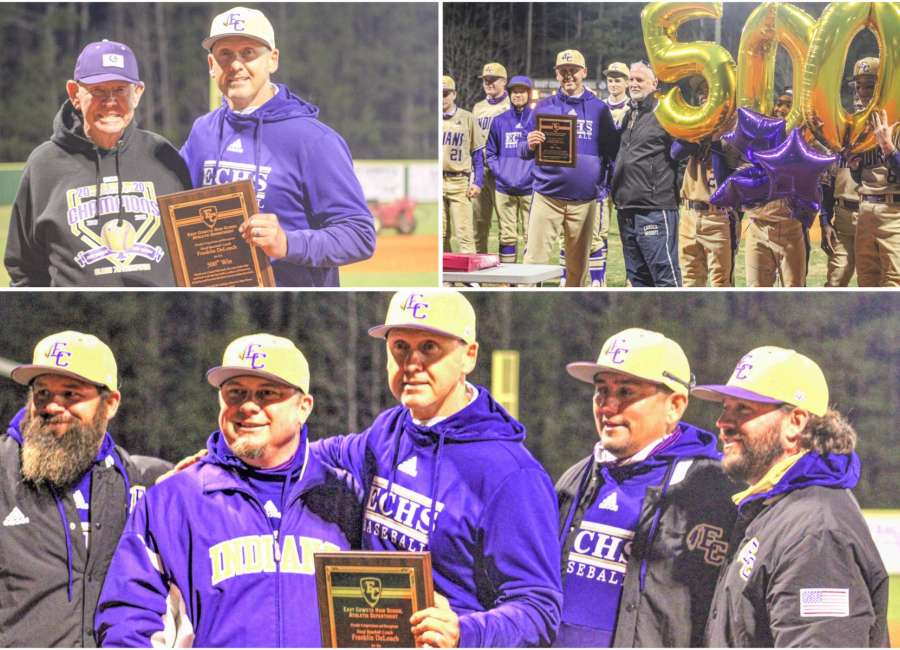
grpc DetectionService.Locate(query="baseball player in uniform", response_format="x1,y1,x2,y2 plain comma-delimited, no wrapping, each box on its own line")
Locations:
742,90,808,287
522,50,620,287
96,334,360,646
442,75,481,253
671,78,738,287
485,75,534,263
472,63,511,253
848,57,900,286
179,7,375,287
821,160,861,287
560,63,629,287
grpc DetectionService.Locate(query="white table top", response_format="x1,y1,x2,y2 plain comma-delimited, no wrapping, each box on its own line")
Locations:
442,263,562,285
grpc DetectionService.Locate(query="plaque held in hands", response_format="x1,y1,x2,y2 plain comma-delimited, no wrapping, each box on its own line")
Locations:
536,113,577,167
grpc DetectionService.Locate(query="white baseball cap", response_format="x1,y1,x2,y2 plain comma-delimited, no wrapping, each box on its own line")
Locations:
207,334,309,392
12,331,118,391
369,290,477,344
203,7,276,51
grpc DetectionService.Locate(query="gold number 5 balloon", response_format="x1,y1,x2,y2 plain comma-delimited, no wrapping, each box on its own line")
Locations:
641,2,737,142
802,2,900,153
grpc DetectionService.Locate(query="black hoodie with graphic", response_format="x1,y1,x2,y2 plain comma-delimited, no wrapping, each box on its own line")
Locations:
4,100,191,286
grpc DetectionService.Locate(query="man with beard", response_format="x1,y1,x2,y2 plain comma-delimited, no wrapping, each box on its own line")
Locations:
96,334,360,646
555,328,736,647
693,346,889,647
0,331,166,647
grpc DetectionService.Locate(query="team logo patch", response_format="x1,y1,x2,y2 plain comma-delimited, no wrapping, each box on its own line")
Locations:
687,523,728,566
102,53,125,69
200,206,219,228
46,341,72,367
800,588,849,617
401,293,429,320
605,337,629,364
734,354,754,380
225,12,246,31
361,577,383,607
737,537,759,581
240,343,267,369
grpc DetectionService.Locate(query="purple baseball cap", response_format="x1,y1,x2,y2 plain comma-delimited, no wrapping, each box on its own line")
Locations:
74,40,143,87
508,75,533,90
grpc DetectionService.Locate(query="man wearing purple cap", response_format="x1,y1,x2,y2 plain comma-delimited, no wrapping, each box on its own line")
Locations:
485,75,534,263
4,40,191,287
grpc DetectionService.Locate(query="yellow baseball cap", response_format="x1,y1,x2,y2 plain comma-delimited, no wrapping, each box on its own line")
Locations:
12,331,118,390
692,346,828,416
203,6,276,50
853,57,879,78
368,290,476,344
556,49,586,69
480,62,507,79
207,334,310,392
567,328,692,396
442,75,456,91
603,62,629,78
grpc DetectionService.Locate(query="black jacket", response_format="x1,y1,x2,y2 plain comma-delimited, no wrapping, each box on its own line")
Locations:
0,413,168,647
705,483,890,647
4,100,191,287
556,425,738,648
611,95,679,211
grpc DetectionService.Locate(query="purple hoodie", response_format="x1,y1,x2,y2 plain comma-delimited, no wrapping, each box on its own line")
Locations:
519,88,620,201
486,105,534,196
180,83,375,287
313,386,563,647
95,427,361,647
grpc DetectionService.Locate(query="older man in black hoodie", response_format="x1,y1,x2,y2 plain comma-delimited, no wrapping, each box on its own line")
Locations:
4,40,190,287
611,62,682,287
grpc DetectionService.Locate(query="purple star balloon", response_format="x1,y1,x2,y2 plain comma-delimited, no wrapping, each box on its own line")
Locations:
711,165,771,211
721,108,786,162
753,128,837,206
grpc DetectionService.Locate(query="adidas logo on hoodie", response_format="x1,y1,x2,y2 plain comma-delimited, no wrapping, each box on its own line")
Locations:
3,507,30,527
226,139,244,154
398,456,418,477
597,492,619,512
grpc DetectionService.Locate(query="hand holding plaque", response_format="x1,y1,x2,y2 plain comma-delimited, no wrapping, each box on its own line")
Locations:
536,114,577,167
315,551,434,648
157,180,276,287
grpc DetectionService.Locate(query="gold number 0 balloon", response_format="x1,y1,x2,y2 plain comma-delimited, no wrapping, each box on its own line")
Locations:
736,3,816,132
641,2,737,142
802,2,900,153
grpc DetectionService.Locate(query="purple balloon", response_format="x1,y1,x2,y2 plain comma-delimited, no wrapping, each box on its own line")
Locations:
711,165,770,210
789,197,820,230
753,128,837,205
721,108,786,162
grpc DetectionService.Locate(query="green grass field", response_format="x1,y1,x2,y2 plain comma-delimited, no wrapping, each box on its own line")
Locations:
473,208,852,288
0,203,438,288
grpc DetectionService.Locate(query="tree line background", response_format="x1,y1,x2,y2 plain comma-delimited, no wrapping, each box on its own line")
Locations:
0,291,896,508
444,2,878,110
0,3,437,162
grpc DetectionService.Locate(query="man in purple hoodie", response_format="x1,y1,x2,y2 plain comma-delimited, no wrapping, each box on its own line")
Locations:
315,289,563,647
486,75,534,263
179,6,375,287
95,334,361,646
556,328,736,647
520,49,620,287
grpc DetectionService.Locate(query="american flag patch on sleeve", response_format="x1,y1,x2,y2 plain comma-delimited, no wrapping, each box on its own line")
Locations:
799,588,850,617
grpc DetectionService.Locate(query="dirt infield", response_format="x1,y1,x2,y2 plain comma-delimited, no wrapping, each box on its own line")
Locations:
341,233,439,286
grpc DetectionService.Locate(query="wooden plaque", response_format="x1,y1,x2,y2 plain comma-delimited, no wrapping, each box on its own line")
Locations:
536,113,577,167
315,551,434,648
157,180,276,287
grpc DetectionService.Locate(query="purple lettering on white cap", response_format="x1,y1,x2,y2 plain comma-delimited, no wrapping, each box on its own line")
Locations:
47,342,72,368
240,343,267,369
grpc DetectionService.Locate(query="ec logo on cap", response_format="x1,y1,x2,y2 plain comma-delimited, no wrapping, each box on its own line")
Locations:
46,342,72,368
226,12,246,30
607,338,629,364
102,53,125,69
240,343,267,369
735,355,753,380
401,293,429,320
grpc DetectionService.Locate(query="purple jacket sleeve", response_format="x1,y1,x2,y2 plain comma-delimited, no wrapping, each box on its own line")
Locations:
485,122,501,178
820,179,836,227
670,139,699,162
458,468,563,648
518,111,537,161
95,497,175,646
471,150,484,188
311,433,369,501
284,131,375,268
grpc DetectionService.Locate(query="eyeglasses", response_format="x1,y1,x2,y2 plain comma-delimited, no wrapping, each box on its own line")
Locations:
220,384,298,407
78,84,132,100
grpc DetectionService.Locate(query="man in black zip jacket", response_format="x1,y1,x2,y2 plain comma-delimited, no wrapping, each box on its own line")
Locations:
555,328,736,647
611,62,682,287
0,330,167,647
